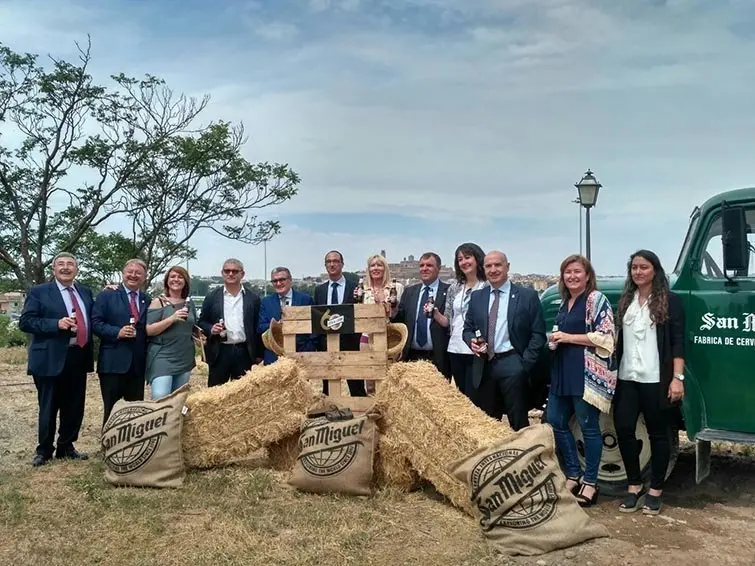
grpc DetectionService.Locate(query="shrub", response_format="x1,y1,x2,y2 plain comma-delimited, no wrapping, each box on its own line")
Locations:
0,314,27,348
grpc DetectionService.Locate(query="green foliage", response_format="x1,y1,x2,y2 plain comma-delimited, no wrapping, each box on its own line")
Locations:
0,39,300,290
0,314,27,347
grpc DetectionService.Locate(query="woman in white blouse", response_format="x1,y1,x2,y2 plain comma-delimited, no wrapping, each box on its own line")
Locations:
614,250,685,515
435,243,487,396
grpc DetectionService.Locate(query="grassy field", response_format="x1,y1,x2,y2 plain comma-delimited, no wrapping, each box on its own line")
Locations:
1,348,754,566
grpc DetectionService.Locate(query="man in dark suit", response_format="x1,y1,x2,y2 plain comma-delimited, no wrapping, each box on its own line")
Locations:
313,250,366,397
19,253,94,466
91,259,151,425
198,258,263,387
258,266,316,364
393,252,451,378
463,250,546,430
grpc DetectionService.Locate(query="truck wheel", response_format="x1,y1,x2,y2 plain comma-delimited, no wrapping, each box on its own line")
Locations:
568,410,679,497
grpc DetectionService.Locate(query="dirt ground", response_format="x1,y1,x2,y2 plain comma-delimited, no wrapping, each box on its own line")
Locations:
1,359,754,566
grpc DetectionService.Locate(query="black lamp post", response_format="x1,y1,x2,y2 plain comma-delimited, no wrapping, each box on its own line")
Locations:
574,169,602,261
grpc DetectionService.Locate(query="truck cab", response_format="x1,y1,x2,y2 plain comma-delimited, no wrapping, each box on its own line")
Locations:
539,187,755,492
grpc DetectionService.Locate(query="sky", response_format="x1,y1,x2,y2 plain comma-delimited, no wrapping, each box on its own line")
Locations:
2,0,755,280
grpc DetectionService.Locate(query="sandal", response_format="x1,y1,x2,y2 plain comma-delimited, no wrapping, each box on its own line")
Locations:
566,477,582,496
619,488,647,513
576,484,599,508
642,493,663,515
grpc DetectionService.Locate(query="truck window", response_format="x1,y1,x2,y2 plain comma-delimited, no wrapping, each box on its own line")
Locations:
699,208,755,279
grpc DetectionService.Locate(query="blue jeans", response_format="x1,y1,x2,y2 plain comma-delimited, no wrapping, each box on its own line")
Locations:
547,393,603,485
150,372,191,400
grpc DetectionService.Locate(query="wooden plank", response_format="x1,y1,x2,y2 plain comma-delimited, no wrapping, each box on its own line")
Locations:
281,319,313,334
342,397,378,413
371,331,388,352
289,351,384,366
282,317,386,335
327,333,340,351
283,334,296,354
298,364,386,380
327,380,342,399
283,303,386,321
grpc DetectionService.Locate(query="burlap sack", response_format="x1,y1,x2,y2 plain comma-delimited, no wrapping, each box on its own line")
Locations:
448,423,608,556
289,409,377,496
102,385,190,488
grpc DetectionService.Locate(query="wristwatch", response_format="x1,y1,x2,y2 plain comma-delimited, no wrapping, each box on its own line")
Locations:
673,373,685,382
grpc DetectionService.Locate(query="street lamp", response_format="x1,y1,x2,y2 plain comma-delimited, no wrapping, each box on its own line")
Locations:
574,169,602,260
572,198,583,256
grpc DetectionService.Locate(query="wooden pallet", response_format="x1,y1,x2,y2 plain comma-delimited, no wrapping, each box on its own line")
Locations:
281,303,388,412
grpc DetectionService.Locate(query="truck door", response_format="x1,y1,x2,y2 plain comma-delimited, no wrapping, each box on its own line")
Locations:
689,206,755,434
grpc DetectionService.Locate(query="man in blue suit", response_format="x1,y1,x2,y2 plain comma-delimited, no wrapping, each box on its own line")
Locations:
19,253,94,467
92,259,151,425
258,266,316,364
463,250,546,430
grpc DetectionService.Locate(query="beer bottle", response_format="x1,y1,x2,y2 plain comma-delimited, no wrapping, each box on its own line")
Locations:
425,294,435,318
474,329,487,354
355,278,365,304
70,308,78,335
389,279,398,306
549,324,559,351
218,317,227,339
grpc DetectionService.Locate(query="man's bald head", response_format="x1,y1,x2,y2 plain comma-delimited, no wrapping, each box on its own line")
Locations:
484,250,510,287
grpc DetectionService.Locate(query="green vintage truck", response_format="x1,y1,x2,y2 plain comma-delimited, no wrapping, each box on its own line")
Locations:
538,187,755,494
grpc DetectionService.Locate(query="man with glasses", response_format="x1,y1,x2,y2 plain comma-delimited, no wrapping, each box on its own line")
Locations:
19,253,94,466
258,267,316,364
198,258,263,386
313,251,366,397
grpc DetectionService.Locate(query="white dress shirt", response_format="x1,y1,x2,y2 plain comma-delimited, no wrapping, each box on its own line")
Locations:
223,287,246,344
488,280,513,354
412,278,440,351
279,290,293,310
619,293,660,383
326,276,347,305
56,279,87,346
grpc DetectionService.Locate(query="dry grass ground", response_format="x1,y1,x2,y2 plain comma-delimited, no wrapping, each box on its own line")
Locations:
1,350,754,566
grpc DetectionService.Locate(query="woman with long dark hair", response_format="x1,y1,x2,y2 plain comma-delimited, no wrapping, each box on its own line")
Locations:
547,254,615,507
614,250,685,515
435,243,487,395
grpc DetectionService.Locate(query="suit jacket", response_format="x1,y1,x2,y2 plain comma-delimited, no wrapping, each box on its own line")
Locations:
258,289,316,364
198,286,263,367
313,279,361,352
19,281,95,377
616,291,685,409
462,282,546,386
392,280,451,377
92,286,151,376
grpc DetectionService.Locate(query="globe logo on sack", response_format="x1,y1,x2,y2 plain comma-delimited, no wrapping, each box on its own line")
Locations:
102,405,171,474
470,445,558,530
298,417,364,477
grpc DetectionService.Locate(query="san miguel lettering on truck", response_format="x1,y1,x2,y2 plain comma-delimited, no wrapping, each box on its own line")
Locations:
694,312,755,346
102,405,171,474
470,445,558,530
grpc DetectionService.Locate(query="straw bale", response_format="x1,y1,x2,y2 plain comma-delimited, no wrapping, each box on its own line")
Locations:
374,361,513,515
374,431,421,491
266,432,300,471
182,358,315,469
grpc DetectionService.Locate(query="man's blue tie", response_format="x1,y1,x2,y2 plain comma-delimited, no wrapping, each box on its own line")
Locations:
330,282,339,304
416,286,430,347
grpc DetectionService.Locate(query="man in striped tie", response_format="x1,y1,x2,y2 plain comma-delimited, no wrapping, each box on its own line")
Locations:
19,253,95,467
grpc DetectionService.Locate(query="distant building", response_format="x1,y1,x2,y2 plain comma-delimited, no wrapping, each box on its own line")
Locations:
0,292,26,315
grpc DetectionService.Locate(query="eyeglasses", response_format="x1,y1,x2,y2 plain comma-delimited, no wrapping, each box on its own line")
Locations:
325,260,342,265
271,277,289,284
223,269,242,275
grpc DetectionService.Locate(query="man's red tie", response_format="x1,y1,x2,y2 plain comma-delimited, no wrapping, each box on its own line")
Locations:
66,287,88,347
129,291,139,321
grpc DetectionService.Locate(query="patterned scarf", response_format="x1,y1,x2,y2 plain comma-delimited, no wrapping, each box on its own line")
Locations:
583,290,617,413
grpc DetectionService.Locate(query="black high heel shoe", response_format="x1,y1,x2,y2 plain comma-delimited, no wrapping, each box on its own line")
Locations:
576,483,599,507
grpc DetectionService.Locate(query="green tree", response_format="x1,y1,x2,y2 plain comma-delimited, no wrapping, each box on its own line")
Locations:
0,39,299,290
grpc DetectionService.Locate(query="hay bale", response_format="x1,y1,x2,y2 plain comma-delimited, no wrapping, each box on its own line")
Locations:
375,361,513,515
182,358,315,469
374,431,421,491
266,432,299,471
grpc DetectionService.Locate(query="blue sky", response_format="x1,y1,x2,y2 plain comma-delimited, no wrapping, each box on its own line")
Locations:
2,0,755,279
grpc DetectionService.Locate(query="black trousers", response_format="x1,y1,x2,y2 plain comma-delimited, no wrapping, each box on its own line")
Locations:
208,343,253,387
33,347,87,458
99,363,145,426
613,380,671,490
470,351,529,431
448,352,474,396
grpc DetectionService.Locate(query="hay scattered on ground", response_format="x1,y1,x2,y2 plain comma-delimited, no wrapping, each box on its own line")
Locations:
375,361,513,515
374,431,421,492
182,358,315,469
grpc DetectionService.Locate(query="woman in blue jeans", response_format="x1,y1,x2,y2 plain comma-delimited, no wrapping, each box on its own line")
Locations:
146,266,197,399
548,254,616,507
